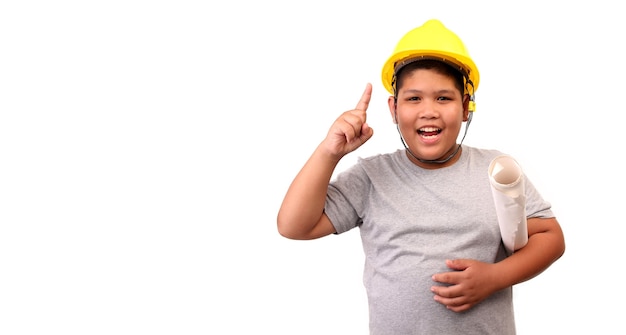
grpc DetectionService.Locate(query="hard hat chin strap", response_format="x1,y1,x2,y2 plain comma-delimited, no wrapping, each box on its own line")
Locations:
396,111,473,165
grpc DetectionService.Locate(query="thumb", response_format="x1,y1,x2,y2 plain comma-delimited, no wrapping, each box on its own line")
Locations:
360,122,374,142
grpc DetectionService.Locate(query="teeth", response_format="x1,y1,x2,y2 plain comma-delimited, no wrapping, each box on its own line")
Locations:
419,127,440,132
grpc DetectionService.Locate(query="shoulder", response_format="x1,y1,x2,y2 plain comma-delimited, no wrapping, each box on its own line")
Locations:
463,145,507,163
356,150,405,170
333,150,406,181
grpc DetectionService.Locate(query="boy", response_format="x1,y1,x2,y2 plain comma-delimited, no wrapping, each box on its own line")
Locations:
277,19,565,334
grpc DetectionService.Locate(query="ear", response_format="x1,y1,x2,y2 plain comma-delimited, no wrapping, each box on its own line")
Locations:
387,96,398,124
462,94,470,121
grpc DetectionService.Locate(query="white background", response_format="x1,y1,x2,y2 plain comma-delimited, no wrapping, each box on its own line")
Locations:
1,1,623,334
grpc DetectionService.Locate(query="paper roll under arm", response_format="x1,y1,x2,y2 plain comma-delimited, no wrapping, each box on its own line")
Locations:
488,155,528,254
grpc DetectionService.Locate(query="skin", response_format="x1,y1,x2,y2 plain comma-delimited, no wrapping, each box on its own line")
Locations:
276,68,565,313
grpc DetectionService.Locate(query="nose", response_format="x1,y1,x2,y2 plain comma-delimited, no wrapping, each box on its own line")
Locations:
418,100,439,119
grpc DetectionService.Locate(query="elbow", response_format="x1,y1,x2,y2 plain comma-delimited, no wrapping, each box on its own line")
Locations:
277,223,294,240
277,225,307,240
277,212,323,240
276,213,302,240
553,221,567,260
556,234,566,260
546,229,566,266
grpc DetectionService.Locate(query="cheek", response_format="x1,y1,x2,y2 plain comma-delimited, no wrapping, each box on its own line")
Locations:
396,113,413,130
395,107,416,122
444,108,466,123
397,113,418,133
447,115,465,133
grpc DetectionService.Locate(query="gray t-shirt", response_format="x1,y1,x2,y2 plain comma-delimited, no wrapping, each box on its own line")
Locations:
324,146,554,335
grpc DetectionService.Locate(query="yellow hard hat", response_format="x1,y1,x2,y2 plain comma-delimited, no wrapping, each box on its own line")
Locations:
381,19,479,98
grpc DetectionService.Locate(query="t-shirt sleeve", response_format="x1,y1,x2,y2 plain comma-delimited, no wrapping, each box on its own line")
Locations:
523,175,555,218
324,163,370,234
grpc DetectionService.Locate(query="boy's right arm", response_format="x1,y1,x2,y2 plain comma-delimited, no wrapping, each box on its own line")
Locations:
277,83,374,240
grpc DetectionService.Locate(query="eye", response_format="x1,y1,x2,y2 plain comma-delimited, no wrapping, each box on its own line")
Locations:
437,96,452,101
407,96,421,101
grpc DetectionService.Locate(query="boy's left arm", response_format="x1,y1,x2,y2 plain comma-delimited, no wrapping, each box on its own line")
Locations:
431,217,565,312
499,217,566,283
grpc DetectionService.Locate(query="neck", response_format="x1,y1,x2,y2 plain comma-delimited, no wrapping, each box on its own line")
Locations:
404,143,463,169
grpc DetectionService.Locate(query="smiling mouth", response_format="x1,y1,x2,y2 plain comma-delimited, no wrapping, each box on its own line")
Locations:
418,127,442,138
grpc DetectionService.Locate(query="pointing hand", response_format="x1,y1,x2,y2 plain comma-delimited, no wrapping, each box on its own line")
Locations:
323,83,374,158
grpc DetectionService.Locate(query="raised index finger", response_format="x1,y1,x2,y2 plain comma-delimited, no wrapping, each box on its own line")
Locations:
355,83,372,111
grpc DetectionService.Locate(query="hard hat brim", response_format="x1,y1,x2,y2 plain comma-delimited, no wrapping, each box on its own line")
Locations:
381,51,480,96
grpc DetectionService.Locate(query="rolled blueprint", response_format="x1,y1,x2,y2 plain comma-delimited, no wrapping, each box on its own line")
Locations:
488,155,528,254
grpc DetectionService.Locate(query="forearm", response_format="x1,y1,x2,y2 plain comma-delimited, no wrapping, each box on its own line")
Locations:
277,144,342,239
494,217,565,289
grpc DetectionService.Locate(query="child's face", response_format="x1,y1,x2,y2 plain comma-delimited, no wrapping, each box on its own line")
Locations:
388,68,469,167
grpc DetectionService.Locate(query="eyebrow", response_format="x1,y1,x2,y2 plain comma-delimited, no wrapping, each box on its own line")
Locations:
401,89,457,95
